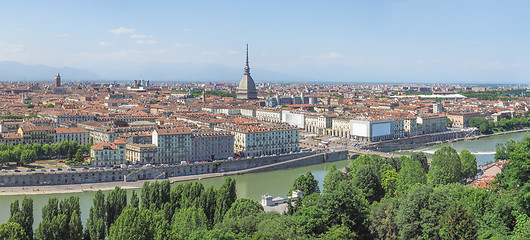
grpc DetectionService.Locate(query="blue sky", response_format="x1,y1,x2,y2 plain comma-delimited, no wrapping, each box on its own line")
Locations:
0,1,529,83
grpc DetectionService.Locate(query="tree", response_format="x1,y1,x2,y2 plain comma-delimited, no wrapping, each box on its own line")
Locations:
20,149,37,165
108,207,151,240
87,190,107,240
172,207,209,238
397,157,427,194
369,197,399,240
288,171,320,196
255,212,300,239
323,164,347,192
8,197,33,240
513,213,530,239
351,165,384,203
130,191,140,209
445,118,453,127
396,185,432,240
0,222,29,240
224,198,263,220
381,169,398,197
74,149,84,163
410,152,429,173
428,146,461,186
68,210,83,240
439,203,477,240
460,149,477,179
494,136,530,190
24,103,34,108
106,186,127,229
319,224,357,240
214,178,237,224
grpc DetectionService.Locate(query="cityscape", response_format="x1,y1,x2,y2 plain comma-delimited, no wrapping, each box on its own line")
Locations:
0,1,529,240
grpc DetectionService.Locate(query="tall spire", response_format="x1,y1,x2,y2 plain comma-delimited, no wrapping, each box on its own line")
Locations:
244,44,250,75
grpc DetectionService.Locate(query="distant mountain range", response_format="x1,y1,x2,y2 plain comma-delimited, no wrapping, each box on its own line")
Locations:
0,61,102,82
0,61,313,83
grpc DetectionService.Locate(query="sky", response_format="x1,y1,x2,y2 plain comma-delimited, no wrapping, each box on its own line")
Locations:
0,0,529,83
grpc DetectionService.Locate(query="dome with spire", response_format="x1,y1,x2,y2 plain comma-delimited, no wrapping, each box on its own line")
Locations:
237,44,258,100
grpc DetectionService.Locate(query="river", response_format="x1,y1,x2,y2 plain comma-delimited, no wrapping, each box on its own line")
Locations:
0,159,352,229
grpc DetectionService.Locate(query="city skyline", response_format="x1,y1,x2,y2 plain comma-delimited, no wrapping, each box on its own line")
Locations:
0,1,529,83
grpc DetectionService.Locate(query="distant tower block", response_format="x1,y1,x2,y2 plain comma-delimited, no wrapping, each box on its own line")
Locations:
54,73,61,87
237,44,258,100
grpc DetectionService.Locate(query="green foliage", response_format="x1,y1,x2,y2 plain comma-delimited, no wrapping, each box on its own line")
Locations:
513,213,530,239
44,103,54,108
319,224,357,239
214,178,237,224
87,190,107,240
24,103,34,108
224,198,263,220
288,171,320,196
381,169,398,197
35,197,82,240
20,149,37,164
106,187,127,229
8,196,32,240
108,207,172,240
172,207,208,238
351,164,384,203
0,140,91,164
369,197,399,240
460,149,478,179
397,157,427,194
410,152,429,173
323,164,347,192
428,146,462,186
396,185,433,240
0,222,29,240
440,203,477,240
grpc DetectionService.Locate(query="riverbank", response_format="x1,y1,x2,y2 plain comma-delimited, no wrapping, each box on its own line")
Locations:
0,150,348,196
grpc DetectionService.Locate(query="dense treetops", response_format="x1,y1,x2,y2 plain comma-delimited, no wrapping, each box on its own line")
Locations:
1,137,530,239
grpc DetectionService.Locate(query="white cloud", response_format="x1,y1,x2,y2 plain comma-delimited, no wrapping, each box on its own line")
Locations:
318,52,343,59
136,39,158,45
174,43,192,47
226,50,240,55
109,27,136,34
99,41,112,46
130,34,153,39
201,51,219,56
181,28,191,32
56,33,70,38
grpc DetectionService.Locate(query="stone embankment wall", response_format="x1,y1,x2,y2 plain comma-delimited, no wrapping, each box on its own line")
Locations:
0,151,337,187
243,150,348,173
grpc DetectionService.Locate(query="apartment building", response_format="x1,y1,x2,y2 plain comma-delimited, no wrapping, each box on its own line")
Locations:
90,139,126,166
17,126,55,144
190,131,234,162
54,127,91,145
417,115,447,134
125,143,158,164
152,127,192,164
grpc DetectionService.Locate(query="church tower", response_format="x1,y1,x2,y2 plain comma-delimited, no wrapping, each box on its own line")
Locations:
236,44,258,100
54,73,61,87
